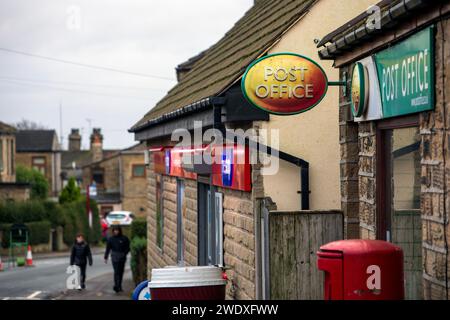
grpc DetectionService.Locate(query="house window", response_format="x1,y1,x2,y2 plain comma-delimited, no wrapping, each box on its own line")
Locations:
91,168,104,188
0,139,3,173
176,179,185,265
198,183,224,266
132,164,146,178
156,175,164,250
32,156,46,175
10,139,14,175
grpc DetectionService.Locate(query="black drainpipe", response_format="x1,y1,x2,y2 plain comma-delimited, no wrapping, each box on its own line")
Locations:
221,124,311,210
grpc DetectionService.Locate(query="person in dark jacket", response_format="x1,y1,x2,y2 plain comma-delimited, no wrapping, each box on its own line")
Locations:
104,226,130,293
70,234,93,290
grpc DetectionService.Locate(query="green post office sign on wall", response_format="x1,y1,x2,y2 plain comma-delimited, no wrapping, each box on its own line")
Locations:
374,26,435,118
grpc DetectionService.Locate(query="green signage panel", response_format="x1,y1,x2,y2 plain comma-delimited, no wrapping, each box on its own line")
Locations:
374,26,435,118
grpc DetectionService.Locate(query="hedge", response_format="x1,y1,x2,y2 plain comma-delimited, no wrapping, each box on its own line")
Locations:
0,200,64,227
62,198,101,245
0,198,101,248
130,236,147,285
0,220,51,247
131,218,147,239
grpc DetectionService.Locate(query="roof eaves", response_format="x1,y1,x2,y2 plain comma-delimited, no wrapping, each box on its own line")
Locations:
129,96,226,133
318,0,430,60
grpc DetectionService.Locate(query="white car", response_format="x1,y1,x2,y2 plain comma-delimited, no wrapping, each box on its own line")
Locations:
106,211,135,227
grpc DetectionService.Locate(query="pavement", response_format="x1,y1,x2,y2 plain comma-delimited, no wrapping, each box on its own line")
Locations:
0,251,134,300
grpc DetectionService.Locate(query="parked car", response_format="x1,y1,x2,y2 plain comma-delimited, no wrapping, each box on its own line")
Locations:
106,211,135,227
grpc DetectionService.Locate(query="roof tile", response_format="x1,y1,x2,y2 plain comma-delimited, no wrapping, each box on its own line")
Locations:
132,0,315,130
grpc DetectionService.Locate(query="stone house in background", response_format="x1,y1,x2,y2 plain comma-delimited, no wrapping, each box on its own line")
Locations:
0,121,30,201
81,142,147,218
15,129,61,197
61,128,118,188
317,0,450,299
129,0,376,300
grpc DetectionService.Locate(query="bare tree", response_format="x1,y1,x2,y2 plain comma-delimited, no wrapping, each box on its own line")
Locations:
15,119,48,130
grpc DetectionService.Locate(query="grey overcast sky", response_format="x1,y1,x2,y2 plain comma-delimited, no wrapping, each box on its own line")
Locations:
0,0,253,150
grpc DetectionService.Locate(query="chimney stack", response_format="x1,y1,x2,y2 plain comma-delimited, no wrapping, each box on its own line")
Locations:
68,128,81,151
90,128,103,162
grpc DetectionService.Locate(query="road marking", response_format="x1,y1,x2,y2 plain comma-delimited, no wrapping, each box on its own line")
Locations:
26,291,42,299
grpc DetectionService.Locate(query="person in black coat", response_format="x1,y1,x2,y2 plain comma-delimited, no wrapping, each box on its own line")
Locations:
104,226,130,293
70,234,93,290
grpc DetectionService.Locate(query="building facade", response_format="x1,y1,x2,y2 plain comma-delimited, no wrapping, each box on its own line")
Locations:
0,121,31,202
318,0,450,299
130,0,377,300
0,121,16,183
61,128,119,188
15,129,61,197
82,143,147,218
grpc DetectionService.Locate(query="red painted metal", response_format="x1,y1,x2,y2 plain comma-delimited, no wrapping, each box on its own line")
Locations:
211,144,251,192
151,144,252,192
317,239,404,300
150,285,226,300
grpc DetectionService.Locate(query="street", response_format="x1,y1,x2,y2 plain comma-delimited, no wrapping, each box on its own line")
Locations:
0,252,133,300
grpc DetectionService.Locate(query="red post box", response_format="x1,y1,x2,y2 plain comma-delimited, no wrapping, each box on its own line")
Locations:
317,240,404,300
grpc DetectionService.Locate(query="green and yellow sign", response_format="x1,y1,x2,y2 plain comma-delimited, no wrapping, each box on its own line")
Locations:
374,26,435,118
350,62,369,117
241,53,328,115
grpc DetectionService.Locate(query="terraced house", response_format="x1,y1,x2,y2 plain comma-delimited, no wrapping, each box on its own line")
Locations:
130,0,377,299
15,129,61,197
0,121,30,202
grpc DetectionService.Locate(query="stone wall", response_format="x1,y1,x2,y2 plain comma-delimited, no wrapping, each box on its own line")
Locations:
0,183,30,201
339,66,360,239
82,155,120,192
145,142,260,300
146,156,198,269
121,153,147,217
0,134,16,183
222,187,255,299
358,121,377,240
337,18,450,299
420,18,450,300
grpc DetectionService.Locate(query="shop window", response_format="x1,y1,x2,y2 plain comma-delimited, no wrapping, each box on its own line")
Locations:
198,183,224,266
132,164,146,178
377,119,422,300
156,175,164,250
176,179,185,265
32,156,46,175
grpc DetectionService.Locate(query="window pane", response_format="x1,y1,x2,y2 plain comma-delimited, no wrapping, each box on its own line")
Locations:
177,179,185,265
0,139,3,172
32,157,45,165
92,170,104,184
133,164,145,177
156,175,164,249
392,127,421,210
33,166,45,175
390,126,422,300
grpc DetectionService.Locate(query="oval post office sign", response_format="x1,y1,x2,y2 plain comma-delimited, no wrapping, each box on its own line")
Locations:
350,62,369,117
241,53,328,115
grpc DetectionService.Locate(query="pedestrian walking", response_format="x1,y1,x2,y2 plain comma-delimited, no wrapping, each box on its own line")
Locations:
104,226,130,293
70,233,93,290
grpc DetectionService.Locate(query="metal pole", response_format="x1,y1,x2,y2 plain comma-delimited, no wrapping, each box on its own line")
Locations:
86,184,91,228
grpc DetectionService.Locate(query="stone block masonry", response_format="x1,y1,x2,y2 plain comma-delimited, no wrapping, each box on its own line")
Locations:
145,147,258,300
